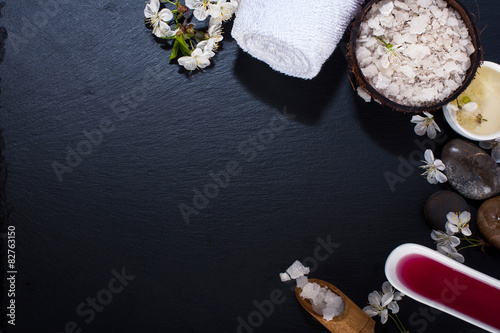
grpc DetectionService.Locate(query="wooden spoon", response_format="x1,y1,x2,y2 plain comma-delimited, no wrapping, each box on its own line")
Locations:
295,278,375,333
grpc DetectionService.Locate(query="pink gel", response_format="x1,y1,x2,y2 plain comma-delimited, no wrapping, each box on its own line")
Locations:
397,254,500,329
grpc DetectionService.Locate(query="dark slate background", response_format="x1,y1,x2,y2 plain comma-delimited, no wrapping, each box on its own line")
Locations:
1,0,500,332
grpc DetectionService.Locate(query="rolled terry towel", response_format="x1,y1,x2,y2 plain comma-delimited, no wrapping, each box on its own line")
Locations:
231,0,364,79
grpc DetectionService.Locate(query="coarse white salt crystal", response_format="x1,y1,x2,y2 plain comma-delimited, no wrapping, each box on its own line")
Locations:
436,0,447,8
417,0,433,8
299,282,345,321
301,282,321,302
421,87,437,101
409,14,430,34
360,56,374,68
367,17,380,30
375,73,390,90
448,16,459,27
405,44,431,61
357,87,372,102
357,47,371,61
296,276,309,289
280,272,291,282
387,83,400,96
286,260,310,279
379,1,394,16
399,65,415,79
444,61,459,73
361,64,379,79
430,5,442,18
394,1,410,10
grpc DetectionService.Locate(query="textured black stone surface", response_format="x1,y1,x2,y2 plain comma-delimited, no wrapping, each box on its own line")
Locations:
1,1,500,332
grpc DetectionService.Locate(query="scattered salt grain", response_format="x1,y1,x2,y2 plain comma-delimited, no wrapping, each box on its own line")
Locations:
279,272,291,282
285,260,310,279
357,86,372,102
355,0,474,107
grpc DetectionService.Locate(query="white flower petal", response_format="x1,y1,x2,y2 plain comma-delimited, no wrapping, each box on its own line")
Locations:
363,306,379,317
382,281,392,294
144,0,160,17
435,171,448,183
194,7,208,20
381,309,388,324
153,20,171,37
433,121,441,133
463,102,478,112
159,8,173,22
411,115,426,123
449,235,460,247
492,147,500,163
446,223,459,234
178,55,197,71
427,125,437,139
459,211,471,223
447,103,459,113
451,250,465,263
381,292,394,307
427,172,438,184
414,123,427,136
479,141,493,150
185,0,200,9
461,226,472,236
424,149,434,163
387,301,399,314
434,159,446,171
368,291,382,306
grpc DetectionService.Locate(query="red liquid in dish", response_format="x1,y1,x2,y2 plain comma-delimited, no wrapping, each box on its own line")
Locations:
397,254,500,330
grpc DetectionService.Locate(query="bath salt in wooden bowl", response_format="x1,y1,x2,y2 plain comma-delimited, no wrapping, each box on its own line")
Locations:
348,0,482,113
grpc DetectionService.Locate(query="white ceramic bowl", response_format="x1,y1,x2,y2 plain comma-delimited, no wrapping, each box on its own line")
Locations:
443,61,500,141
385,243,500,333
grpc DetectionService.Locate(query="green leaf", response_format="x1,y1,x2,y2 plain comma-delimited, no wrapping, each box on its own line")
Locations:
170,40,180,61
176,35,192,56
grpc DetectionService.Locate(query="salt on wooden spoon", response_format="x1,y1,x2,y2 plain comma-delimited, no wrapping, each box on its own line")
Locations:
295,278,376,333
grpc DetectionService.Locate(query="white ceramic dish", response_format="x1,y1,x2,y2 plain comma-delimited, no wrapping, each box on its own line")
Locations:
443,61,500,141
385,243,500,333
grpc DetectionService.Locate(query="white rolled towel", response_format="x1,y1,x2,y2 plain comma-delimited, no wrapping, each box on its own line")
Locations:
231,0,364,79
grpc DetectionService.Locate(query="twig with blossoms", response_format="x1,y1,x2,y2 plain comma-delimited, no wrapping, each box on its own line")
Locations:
143,0,237,70
363,281,408,333
431,211,488,263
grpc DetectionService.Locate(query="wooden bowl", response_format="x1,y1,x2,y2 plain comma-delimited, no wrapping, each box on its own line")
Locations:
348,0,483,113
